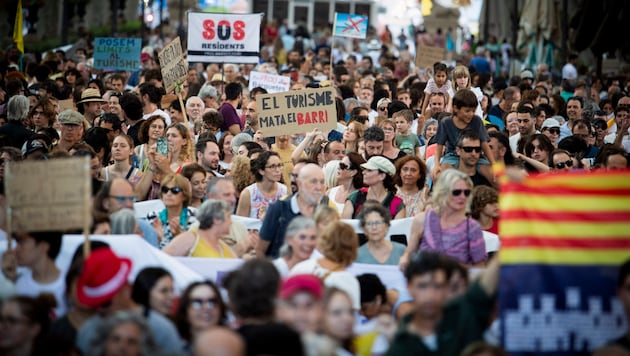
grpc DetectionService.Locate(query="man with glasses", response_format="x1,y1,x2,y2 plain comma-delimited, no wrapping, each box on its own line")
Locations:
455,130,492,187
94,178,159,246
591,116,608,147
571,119,599,160
55,110,85,152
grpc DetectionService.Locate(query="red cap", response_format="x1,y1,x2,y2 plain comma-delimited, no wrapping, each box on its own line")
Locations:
77,248,132,308
141,52,151,62
280,274,323,300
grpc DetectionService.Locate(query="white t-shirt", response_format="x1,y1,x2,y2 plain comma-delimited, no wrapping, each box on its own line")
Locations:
16,269,67,317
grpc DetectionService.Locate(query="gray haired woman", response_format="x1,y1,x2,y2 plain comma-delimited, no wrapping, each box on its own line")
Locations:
162,199,237,258
89,311,157,356
272,216,317,277
110,208,140,235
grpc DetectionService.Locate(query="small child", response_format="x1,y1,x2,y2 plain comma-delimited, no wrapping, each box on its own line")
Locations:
394,109,422,157
452,65,484,119
431,89,496,184
420,62,454,117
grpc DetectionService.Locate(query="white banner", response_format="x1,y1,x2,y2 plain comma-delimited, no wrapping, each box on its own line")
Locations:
187,12,261,64
248,71,291,93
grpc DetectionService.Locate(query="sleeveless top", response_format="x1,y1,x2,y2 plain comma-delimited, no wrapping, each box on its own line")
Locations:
104,165,141,187
327,186,346,213
347,187,405,219
419,209,487,265
246,182,288,219
189,230,237,258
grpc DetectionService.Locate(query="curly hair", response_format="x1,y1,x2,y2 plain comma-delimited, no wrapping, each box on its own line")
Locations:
318,221,358,267
470,185,498,220
138,115,166,144
230,155,256,193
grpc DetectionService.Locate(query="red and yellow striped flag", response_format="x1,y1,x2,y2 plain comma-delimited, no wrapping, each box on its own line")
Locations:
499,170,630,265
499,170,630,354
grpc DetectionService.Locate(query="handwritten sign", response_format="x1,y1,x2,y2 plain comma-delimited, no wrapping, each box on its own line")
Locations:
256,87,337,137
5,157,91,232
248,71,291,93
158,37,188,94
93,37,142,71
187,12,261,64
415,44,445,69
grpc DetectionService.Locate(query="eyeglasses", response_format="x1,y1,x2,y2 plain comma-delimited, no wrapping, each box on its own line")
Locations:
546,128,560,135
356,115,369,122
460,146,481,153
554,160,573,169
364,220,385,228
381,127,395,132
265,163,284,170
339,162,353,170
109,195,137,203
593,123,607,131
451,189,471,197
190,297,218,309
161,186,183,194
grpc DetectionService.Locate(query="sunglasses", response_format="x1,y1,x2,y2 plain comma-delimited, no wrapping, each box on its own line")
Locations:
546,128,560,135
161,186,183,195
190,297,218,309
378,106,388,111
460,146,481,153
356,115,369,122
554,160,573,169
452,189,472,197
339,162,353,170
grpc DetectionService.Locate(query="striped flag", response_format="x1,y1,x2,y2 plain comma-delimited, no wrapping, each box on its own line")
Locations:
13,0,24,53
499,170,630,355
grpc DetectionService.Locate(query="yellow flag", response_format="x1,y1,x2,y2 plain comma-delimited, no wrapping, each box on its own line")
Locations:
421,0,432,16
13,0,24,53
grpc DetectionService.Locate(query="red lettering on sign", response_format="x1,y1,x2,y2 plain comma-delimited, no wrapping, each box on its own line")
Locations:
234,21,245,40
203,20,215,40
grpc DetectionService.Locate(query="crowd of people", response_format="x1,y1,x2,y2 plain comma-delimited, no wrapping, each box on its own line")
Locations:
0,16,629,355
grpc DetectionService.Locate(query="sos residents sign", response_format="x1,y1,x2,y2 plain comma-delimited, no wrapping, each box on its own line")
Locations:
187,12,261,64
256,87,337,137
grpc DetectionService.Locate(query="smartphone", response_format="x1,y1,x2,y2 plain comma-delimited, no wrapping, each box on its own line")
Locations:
157,137,168,157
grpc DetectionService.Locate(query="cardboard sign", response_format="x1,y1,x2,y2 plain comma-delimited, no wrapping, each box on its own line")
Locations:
187,12,261,63
256,87,337,137
248,71,291,93
332,13,368,39
5,157,91,232
93,37,142,71
415,44,445,69
158,37,188,94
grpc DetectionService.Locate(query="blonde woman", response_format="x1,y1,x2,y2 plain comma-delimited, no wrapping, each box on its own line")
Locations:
400,169,487,269
342,121,364,153
452,65,484,119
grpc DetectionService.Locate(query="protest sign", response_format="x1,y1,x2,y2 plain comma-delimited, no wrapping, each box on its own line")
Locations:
93,37,142,71
187,12,261,63
498,170,630,354
158,37,188,94
415,44,445,69
332,13,368,39
248,71,291,93
256,87,337,137
5,157,91,232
